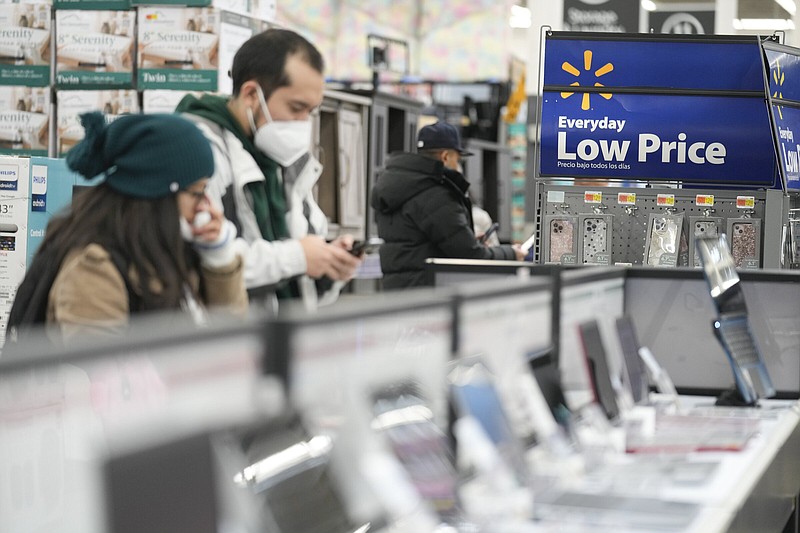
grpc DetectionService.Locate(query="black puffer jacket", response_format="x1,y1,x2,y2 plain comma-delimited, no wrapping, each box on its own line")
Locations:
370,152,517,289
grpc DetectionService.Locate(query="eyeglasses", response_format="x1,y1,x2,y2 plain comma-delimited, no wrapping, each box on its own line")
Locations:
181,187,208,203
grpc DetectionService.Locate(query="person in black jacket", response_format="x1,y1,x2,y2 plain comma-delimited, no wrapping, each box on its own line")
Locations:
371,121,525,289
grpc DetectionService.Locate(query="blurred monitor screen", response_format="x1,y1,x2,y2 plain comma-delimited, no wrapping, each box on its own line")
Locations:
0,315,267,533
454,278,554,444
278,292,454,434
624,269,800,397
269,291,455,524
558,268,626,406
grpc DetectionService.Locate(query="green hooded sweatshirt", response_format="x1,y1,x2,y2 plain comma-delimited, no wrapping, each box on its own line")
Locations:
175,94,289,241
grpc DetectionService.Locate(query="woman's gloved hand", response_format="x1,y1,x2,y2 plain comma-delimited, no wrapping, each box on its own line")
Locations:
183,205,238,268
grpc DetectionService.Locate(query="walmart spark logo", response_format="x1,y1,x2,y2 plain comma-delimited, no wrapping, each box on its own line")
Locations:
772,59,785,119
561,50,614,111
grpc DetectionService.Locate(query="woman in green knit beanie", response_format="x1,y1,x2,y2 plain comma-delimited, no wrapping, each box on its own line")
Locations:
7,112,248,343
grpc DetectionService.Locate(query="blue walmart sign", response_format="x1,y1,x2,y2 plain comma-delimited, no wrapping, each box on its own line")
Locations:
765,42,800,190
765,43,800,104
543,36,765,92
541,92,776,185
540,33,779,187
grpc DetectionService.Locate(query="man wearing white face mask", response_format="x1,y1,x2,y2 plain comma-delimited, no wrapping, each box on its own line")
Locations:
177,28,361,308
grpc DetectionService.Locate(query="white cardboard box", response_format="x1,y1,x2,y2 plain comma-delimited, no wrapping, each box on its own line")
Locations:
138,6,220,91
55,10,135,88
0,86,49,155
217,9,265,94
56,89,138,154
0,3,51,86
142,89,201,114
137,7,266,93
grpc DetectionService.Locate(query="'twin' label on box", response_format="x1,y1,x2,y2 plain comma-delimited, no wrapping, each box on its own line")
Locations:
138,69,217,91
31,164,46,212
0,165,18,191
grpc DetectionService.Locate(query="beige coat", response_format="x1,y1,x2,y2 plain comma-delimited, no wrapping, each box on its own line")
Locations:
47,243,247,340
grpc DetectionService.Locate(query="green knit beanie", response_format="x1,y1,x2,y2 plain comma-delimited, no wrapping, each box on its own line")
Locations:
66,112,215,198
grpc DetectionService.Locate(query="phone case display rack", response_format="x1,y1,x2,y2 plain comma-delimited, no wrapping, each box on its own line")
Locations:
534,183,769,268
786,193,800,268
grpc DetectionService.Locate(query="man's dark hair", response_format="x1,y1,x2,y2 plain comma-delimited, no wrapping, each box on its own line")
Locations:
230,28,324,97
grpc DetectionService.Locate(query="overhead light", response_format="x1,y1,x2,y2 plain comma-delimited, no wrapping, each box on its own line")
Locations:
775,0,797,16
641,0,656,12
510,4,531,28
733,18,796,30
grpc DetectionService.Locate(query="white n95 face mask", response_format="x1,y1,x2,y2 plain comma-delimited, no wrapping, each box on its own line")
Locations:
179,210,212,242
180,216,194,242
247,85,312,167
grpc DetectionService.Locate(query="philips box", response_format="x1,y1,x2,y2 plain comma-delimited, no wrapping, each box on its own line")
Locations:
55,10,135,88
138,7,219,91
0,3,51,87
0,86,50,156
0,155,30,344
27,156,78,265
56,89,138,154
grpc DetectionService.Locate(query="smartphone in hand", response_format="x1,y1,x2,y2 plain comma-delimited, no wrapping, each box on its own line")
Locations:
478,222,499,244
350,237,384,256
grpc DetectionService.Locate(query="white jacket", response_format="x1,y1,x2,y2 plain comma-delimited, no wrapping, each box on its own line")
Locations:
184,114,341,307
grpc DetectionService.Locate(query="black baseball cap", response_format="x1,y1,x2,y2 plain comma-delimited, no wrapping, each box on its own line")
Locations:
416,121,473,156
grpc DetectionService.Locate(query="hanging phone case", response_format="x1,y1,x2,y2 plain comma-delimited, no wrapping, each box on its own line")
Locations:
542,215,578,264
551,219,574,262
727,218,761,269
688,217,723,268
578,214,613,265
644,212,684,267
790,219,800,265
